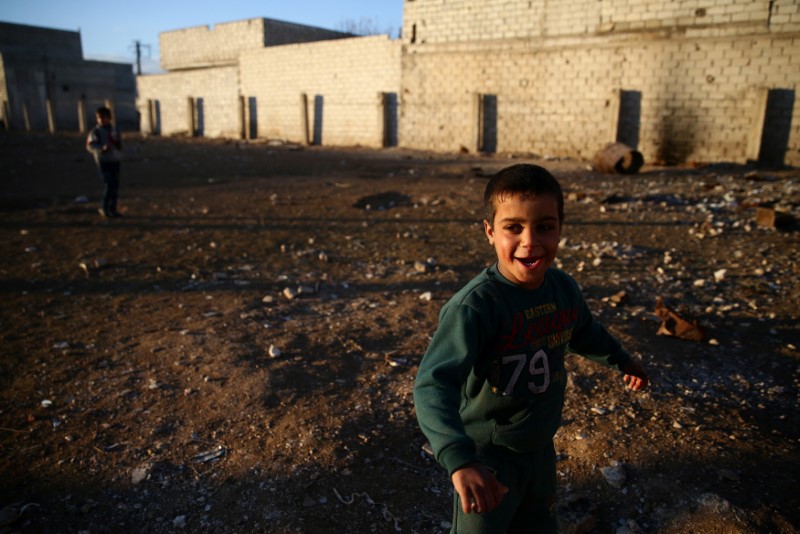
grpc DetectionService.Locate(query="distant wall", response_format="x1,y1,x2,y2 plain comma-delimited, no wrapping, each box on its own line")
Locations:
0,22,137,132
133,2,800,166
401,0,777,43
160,18,350,71
239,35,401,147
136,66,239,137
400,0,800,166
0,21,83,60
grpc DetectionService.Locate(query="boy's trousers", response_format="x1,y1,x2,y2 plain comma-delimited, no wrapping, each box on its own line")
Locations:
451,441,558,534
98,161,121,215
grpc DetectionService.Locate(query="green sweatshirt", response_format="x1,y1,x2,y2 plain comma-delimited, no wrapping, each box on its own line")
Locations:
413,264,630,475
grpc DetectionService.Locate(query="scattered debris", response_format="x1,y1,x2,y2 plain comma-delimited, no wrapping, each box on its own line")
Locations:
354,192,412,211
333,488,402,532
602,290,627,307
385,354,410,367
283,287,299,300
654,297,706,341
755,206,795,229
592,143,644,174
79,258,108,276
600,461,627,488
131,464,150,484
0,502,40,527
558,495,598,534
192,446,227,463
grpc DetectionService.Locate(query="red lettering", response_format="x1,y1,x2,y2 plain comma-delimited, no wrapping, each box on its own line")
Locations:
493,307,579,353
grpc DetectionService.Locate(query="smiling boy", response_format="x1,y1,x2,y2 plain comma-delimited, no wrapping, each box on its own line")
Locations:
413,163,648,533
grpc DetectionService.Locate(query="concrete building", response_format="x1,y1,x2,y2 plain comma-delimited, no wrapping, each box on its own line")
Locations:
9,1,796,166
136,18,403,145
136,1,799,166
0,21,137,132
400,0,800,166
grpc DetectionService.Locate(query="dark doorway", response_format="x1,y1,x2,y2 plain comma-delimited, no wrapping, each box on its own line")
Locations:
758,88,794,168
151,100,161,135
195,97,205,137
616,90,641,149
479,94,497,153
248,96,258,139
313,95,324,145
382,92,398,147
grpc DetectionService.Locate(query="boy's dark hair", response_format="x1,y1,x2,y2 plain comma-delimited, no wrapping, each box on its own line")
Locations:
483,164,564,225
96,106,112,118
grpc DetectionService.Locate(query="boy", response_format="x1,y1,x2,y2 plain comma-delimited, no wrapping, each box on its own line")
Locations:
86,106,122,217
413,164,648,533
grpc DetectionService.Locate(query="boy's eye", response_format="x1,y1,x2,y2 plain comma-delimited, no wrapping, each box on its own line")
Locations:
504,224,522,233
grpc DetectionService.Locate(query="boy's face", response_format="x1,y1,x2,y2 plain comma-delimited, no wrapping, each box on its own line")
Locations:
96,113,110,126
484,193,561,289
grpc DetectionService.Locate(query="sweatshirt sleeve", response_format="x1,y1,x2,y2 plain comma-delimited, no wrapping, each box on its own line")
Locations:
110,127,122,150
566,278,631,370
86,128,102,155
413,303,484,475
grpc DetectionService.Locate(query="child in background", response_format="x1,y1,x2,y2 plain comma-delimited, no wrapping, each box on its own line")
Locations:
86,106,122,217
413,163,649,533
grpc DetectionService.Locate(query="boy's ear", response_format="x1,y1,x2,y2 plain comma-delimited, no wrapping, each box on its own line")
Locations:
483,219,495,244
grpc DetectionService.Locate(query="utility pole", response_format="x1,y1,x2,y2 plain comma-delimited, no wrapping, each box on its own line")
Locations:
130,40,151,75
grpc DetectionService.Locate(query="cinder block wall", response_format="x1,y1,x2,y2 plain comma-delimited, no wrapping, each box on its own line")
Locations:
136,66,239,137
160,19,269,70
160,18,350,71
402,0,778,43
240,35,401,147
0,21,83,60
0,22,137,132
400,0,800,166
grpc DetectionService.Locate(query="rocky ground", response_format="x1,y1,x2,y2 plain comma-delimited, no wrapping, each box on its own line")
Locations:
0,131,798,533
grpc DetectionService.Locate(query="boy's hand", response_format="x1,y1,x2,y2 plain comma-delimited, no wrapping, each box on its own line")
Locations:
451,463,509,514
621,360,649,391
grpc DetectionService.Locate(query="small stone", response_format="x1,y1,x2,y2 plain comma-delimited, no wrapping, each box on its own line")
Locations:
600,461,626,488
283,287,298,300
609,290,627,305
718,469,740,481
696,493,731,513
173,515,186,528
262,295,274,304
419,291,433,301
298,285,315,295
414,260,429,273
268,345,281,358
132,465,150,484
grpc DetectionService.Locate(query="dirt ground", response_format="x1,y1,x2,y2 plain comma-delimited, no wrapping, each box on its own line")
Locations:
0,131,798,534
